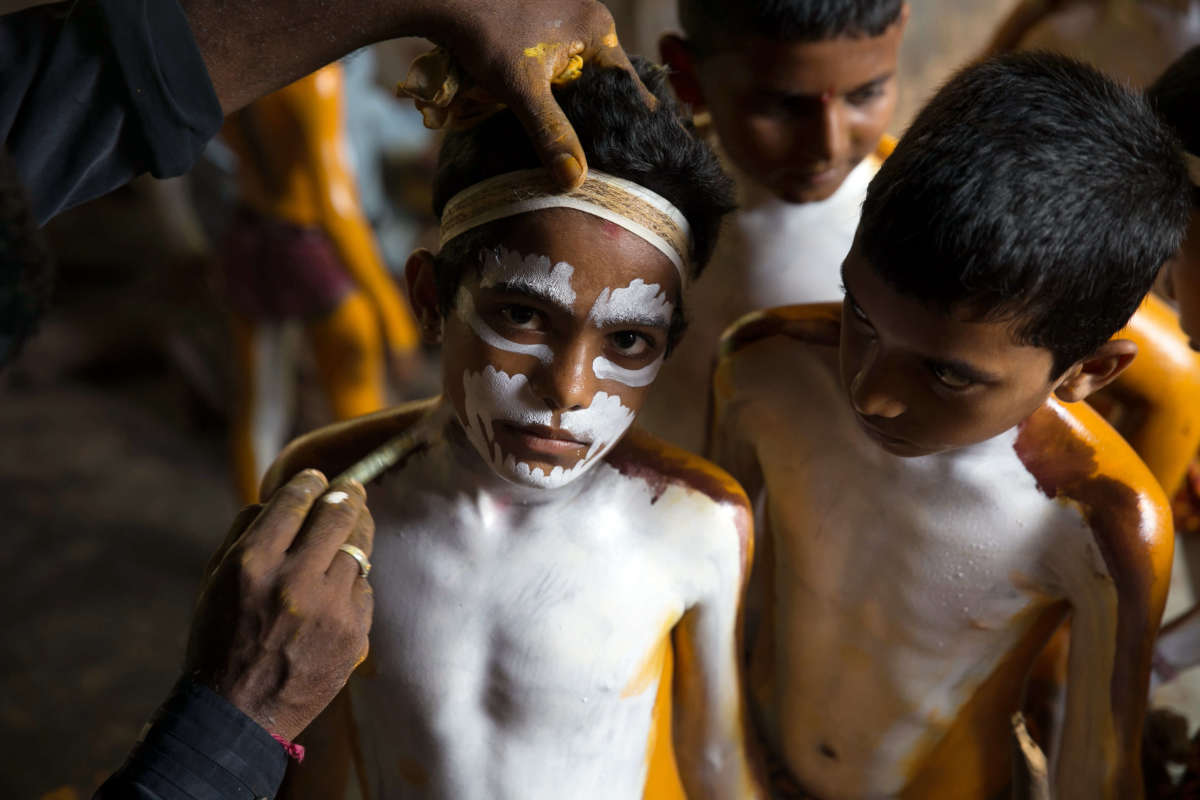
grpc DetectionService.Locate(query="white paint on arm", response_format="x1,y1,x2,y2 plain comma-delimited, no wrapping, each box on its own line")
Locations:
1049,535,1120,799
672,504,763,799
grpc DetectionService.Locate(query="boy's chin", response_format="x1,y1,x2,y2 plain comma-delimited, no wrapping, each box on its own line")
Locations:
490,452,594,490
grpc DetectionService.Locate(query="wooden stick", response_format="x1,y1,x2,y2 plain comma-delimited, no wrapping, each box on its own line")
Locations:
1011,712,1052,800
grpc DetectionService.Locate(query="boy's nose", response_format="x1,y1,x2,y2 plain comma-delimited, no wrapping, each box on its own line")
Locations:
816,102,852,164
849,352,906,419
532,344,595,413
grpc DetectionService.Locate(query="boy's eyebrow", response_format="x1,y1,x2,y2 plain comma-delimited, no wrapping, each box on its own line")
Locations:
924,357,1002,385
485,280,575,313
763,71,895,101
589,309,672,329
848,72,895,93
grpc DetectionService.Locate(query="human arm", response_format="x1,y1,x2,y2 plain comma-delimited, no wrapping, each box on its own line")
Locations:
285,65,419,360
1,1,223,223
1051,440,1173,799
672,499,765,799
94,469,376,799
180,0,648,189
1095,294,1200,496
981,0,1079,57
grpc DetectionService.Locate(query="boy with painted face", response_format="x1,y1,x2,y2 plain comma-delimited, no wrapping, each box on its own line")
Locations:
639,0,908,451
267,61,764,800
711,53,1191,799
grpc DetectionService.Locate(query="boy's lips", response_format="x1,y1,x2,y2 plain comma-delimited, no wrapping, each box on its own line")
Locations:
854,413,911,448
494,421,589,455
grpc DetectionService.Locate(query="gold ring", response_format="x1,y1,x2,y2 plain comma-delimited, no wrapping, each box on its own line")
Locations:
337,544,371,579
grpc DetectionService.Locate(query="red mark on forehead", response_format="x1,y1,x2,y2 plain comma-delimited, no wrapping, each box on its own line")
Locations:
821,88,834,104
601,220,623,238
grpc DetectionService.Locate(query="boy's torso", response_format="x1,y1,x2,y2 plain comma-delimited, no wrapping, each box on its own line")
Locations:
318,404,745,799
716,308,1114,799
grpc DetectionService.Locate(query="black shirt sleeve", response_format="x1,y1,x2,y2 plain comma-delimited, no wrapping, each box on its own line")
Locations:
0,0,223,225
93,680,288,800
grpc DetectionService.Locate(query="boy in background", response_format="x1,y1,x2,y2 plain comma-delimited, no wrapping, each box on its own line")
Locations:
642,0,908,451
711,52,1190,799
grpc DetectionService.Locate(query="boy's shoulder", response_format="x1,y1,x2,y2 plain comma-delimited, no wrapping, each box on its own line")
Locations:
718,302,843,361
606,427,752,563
260,398,438,499
1016,397,1173,590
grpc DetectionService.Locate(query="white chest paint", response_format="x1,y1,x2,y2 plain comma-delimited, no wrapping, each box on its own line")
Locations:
723,337,1109,799
639,157,878,452
348,410,742,800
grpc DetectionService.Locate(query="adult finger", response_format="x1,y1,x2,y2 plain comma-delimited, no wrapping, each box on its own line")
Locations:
505,74,588,191
327,504,376,585
288,479,368,570
204,503,263,578
239,469,328,554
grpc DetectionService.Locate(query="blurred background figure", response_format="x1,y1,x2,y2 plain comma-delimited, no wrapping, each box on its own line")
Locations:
219,62,421,502
986,0,1200,86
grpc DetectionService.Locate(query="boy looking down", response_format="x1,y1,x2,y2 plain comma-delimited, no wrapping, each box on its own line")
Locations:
269,60,764,800
711,52,1191,799
642,0,908,451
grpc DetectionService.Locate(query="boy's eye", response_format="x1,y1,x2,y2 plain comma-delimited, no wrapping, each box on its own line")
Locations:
930,364,974,390
609,331,654,357
846,84,886,106
848,298,873,329
499,305,542,330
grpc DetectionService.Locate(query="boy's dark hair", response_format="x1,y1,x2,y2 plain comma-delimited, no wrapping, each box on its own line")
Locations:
1148,45,1200,207
679,0,905,54
858,51,1191,376
432,57,735,351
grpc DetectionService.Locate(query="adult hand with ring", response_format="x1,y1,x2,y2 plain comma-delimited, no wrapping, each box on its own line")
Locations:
184,469,375,742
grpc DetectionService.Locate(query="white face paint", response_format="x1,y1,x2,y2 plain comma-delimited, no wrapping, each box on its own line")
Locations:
456,287,553,364
480,245,576,308
459,366,635,489
588,279,674,389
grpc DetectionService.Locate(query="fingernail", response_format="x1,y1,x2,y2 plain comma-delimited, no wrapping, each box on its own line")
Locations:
552,153,583,188
323,490,350,505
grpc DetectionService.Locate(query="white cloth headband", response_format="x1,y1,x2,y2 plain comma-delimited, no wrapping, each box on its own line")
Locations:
1187,152,1200,188
439,168,693,282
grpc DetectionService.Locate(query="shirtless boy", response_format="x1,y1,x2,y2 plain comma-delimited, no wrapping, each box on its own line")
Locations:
711,53,1191,799
642,0,908,450
268,60,763,799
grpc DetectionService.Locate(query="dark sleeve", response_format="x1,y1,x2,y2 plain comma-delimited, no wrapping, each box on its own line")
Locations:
93,680,288,800
0,0,223,225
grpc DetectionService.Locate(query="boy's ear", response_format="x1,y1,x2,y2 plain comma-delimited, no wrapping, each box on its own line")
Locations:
404,249,443,345
1053,339,1138,402
658,33,706,111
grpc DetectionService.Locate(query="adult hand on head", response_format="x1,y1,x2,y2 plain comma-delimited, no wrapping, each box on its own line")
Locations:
182,0,650,192
399,0,654,190
184,469,374,741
